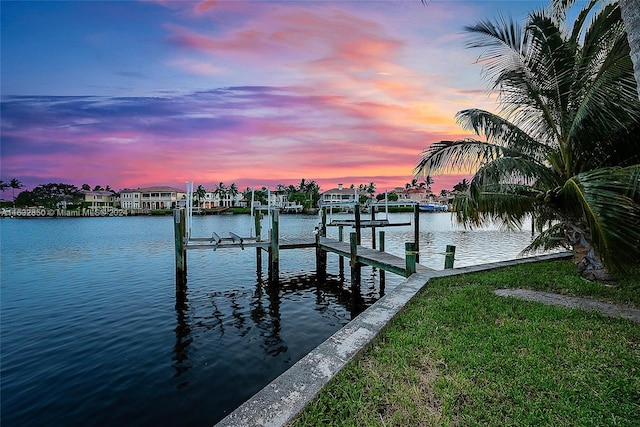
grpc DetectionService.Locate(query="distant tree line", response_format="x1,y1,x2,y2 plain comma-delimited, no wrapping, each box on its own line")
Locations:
0,180,116,209
1,177,471,209
244,179,321,209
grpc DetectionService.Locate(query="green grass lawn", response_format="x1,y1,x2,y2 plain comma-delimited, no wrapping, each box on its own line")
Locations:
291,260,640,426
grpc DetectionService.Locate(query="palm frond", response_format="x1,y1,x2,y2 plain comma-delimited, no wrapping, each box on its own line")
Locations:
471,156,558,191
568,0,599,45
414,138,502,176
450,193,482,227
465,15,524,66
455,109,553,161
570,3,639,136
468,11,571,146
474,190,535,229
560,166,640,271
521,222,568,254
451,188,534,230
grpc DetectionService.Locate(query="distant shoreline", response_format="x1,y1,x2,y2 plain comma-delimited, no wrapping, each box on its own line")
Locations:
0,205,423,218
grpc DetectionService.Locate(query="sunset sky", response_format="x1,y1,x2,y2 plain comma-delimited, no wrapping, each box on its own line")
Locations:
1,0,545,195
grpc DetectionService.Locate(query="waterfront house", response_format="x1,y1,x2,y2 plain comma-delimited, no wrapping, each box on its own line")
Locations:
120,186,186,211
195,189,244,209
268,189,303,212
199,190,216,209
319,184,358,208
119,188,141,210
79,190,118,212
394,187,434,205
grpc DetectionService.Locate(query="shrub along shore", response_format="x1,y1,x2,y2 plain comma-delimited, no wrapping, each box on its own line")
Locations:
290,260,640,426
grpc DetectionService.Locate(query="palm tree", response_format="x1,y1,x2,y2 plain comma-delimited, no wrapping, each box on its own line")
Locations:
9,179,23,205
415,1,640,278
228,183,239,207
195,185,206,207
214,182,227,207
423,175,434,190
0,180,9,196
366,182,376,198
452,179,469,193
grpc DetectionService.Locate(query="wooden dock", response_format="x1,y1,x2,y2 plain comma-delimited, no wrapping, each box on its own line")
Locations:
185,236,316,251
185,234,432,277
174,202,446,288
319,237,432,277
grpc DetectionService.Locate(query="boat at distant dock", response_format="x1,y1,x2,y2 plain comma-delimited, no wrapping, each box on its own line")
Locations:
418,202,448,212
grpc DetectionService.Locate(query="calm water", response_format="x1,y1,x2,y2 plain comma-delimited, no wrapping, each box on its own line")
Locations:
1,212,536,426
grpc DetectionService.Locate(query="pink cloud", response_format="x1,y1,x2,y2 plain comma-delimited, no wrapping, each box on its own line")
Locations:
2,1,501,196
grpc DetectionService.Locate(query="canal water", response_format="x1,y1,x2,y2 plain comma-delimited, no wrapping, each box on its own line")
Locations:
1,212,537,426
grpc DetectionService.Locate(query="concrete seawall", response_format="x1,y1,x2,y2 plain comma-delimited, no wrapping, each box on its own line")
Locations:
216,252,573,427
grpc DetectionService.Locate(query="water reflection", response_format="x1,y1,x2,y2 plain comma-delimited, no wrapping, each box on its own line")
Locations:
171,268,380,382
173,294,192,389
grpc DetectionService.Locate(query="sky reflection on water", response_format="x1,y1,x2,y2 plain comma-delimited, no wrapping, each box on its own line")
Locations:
0,212,538,426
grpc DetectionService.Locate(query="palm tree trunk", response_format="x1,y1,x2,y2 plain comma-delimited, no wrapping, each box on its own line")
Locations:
566,223,613,281
620,0,640,100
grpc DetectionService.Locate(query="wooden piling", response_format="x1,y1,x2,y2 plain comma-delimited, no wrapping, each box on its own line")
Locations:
354,204,361,245
255,210,262,242
315,231,327,280
351,264,361,289
371,207,376,249
379,230,385,294
444,244,456,269
256,247,262,274
405,242,417,277
269,209,280,282
174,209,187,289
350,232,361,287
321,207,327,237
338,225,345,277
349,232,358,268
413,204,420,263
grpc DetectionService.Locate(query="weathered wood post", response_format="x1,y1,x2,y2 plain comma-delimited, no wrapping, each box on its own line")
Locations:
268,209,280,282
413,204,420,263
379,230,386,294
371,206,376,249
315,227,327,280
338,225,344,277
405,242,417,277
255,209,262,242
350,231,361,286
321,207,327,236
349,232,358,267
256,248,263,276
444,245,456,269
354,204,361,245
174,209,187,290
255,210,262,272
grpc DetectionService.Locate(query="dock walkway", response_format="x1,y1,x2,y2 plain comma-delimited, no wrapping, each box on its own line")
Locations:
319,237,432,276
185,236,317,251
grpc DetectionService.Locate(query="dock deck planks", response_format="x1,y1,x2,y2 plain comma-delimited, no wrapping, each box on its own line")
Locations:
185,235,431,277
319,237,432,276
